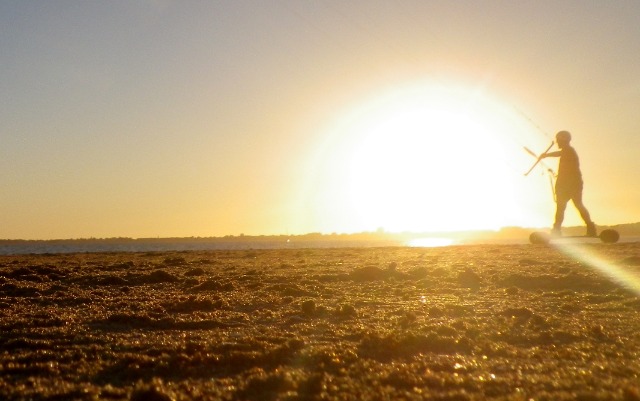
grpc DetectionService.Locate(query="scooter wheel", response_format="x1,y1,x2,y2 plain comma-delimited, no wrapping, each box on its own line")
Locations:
529,232,551,244
599,229,620,244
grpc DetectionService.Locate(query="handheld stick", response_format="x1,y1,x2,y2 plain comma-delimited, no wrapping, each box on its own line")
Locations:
524,141,554,176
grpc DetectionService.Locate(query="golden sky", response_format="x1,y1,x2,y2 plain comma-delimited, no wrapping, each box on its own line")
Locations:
1,1,639,239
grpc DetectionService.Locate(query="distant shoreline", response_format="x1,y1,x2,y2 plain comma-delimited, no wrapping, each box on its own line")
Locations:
1,223,638,255
1,222,638,244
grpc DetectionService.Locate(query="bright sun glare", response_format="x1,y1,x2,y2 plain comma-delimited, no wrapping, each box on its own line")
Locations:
310,81,548,234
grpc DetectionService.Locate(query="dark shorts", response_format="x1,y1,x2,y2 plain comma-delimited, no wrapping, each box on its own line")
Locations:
555,179,583,202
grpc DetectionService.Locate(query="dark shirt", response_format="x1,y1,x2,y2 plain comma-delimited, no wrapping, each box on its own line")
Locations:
556,145,582,187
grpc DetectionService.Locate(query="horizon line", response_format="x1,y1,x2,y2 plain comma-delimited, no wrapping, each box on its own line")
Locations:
2,222,638,242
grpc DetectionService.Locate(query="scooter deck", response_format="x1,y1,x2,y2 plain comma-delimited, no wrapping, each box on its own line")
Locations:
529,229,620,244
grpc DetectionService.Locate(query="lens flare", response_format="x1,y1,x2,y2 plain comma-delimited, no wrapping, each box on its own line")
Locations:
551,242,640,296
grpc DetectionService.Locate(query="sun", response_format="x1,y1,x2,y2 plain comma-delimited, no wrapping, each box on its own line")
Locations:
307,80,550,234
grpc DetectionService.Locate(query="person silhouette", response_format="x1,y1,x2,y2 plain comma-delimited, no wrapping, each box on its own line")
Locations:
539,131,596,237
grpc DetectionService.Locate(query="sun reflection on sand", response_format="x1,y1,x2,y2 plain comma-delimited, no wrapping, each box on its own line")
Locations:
408,237,455,248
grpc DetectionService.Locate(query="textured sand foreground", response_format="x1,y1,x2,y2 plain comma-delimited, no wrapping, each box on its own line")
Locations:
2,244,640,400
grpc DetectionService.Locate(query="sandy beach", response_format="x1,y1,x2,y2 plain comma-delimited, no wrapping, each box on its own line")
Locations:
2,243,640,400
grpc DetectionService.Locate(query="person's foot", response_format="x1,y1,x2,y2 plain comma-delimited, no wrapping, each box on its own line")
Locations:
551,227,562,237
586,222,597,237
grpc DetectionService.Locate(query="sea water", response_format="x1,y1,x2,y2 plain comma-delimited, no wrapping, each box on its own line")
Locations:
0,238,403,255
1,237,636,255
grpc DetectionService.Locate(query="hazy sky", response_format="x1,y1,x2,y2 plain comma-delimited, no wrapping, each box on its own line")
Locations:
2,1,639,239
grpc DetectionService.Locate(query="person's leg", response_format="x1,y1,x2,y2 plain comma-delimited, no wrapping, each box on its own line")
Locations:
553,196,569,235
572,192,596,235
572,198,592,224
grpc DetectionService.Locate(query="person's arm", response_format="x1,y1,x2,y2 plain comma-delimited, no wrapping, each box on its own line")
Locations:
539,151,561,159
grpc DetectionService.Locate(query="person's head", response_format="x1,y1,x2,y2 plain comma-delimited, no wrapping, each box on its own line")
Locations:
556,130,571,148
